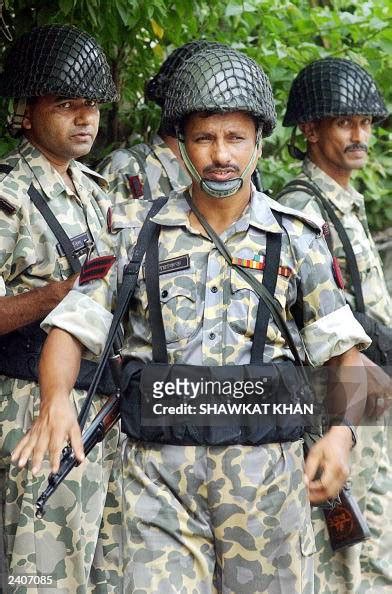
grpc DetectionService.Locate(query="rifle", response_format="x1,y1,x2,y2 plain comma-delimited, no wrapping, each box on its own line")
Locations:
35,350,123,519
35,390,120,518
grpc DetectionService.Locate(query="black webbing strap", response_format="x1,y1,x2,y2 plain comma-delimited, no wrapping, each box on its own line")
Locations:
27,185,82,274
184,193,305,369
0,165,81,273
143,220,281,365
77,196,168,430
251,212,282,364
144,225,168,364
277,179,366,313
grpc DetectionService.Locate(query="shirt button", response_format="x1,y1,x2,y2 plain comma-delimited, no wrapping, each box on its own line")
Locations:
211,286,218,293
161,290,168,298
209,332,216,340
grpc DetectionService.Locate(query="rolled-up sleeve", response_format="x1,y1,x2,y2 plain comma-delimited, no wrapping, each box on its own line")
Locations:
296,234,371,365
41,289,113,357
301,304,371,366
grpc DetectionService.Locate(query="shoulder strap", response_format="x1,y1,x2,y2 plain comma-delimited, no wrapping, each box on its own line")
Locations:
278,179,365,313
27,185,82,274
184,193,305,368
77,196,168,430
144,225,168,363
251,212,282,363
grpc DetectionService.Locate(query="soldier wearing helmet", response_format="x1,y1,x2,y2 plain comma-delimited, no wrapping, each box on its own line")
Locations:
16,47,371,593
97,40,230,202
277,58,392,594
0,24,120,592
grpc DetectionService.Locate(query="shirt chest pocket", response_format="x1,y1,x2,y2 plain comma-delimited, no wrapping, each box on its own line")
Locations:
227,268,290,337
139,270,199,344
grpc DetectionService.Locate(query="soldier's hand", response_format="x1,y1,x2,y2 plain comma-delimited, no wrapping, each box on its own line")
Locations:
304,426,352,505
11,393,84,475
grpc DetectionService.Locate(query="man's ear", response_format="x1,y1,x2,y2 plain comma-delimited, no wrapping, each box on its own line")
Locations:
299,121,319,144
22,104,32,131
256,142,263,159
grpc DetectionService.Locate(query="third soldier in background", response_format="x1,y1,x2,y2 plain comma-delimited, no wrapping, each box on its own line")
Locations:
277,57,392,594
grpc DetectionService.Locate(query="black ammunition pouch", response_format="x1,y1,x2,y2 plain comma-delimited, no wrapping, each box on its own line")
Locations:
0,321,116,395
120,359,312,445
353,312,392,370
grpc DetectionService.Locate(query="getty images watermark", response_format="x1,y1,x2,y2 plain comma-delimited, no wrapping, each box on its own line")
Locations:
138,364,387,429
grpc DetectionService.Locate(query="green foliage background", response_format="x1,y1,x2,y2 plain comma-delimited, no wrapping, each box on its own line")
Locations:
0,0,391,229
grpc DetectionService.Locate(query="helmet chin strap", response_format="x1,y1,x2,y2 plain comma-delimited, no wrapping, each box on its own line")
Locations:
178,132,261,199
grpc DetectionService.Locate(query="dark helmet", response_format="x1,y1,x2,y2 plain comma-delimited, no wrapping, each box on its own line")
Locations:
283,57,388,126
163,46,276,137
0,24,117,102
145,40,227,107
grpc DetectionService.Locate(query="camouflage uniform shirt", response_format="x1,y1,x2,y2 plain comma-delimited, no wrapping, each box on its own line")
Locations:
0,137,111,454
96,133,191,202
43,189,369,367
278,157,391,326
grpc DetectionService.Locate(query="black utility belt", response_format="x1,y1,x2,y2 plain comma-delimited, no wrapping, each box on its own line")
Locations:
120,359,315,446
0,350,116,396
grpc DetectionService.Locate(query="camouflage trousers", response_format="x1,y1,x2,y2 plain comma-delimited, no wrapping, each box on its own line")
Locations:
0,377,121,594
312,422,392,594
120,439,315,594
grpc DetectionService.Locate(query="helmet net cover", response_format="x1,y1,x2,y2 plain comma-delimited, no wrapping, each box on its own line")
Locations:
283,57,388,126
163,47,277,137
145,40,227,107
0,24,118,102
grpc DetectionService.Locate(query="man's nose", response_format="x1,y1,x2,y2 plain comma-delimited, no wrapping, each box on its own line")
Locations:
350,122,367,144
74,106,95,126
212,140,231,165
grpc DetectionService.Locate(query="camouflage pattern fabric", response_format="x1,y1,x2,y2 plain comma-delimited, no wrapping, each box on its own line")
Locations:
96,133,191,203
278,157,392,594
43,189,370,592
0,139,120,594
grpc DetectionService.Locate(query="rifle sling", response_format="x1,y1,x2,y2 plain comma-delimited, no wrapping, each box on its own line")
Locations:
277,179,366,313
77,196,169,430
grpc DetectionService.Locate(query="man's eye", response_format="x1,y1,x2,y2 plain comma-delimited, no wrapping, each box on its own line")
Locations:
86,100,97,107
58,102,71,109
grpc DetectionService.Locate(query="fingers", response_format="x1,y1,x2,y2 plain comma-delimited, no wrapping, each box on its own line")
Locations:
11,418,84,475
69,423,85,466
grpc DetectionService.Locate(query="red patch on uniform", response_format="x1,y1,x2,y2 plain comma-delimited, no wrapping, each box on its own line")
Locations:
79,255,116,285
107,207,113,232
322,222,331,237
332,256,345,289
128,175,144,198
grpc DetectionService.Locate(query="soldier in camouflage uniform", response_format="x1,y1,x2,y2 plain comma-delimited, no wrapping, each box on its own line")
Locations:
0,25,120,594
14,47,371,593
96,41,229,202
277,58,392,594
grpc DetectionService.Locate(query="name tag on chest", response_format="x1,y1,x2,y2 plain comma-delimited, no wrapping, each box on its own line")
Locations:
143,254,190,277
56,231,92,257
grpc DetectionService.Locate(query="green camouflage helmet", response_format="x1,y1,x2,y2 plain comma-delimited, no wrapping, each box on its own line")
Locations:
283,58,388,126
0,24,118,102
163,47,276,137
145,40,227,107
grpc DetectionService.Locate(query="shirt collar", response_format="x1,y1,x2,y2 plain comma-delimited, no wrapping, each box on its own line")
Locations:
18,138,102,200
150,133,191,191
303,157,363,213
152,187,283,234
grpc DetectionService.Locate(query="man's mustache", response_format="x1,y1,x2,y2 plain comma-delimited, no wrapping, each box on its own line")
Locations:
344,143,368,153
203,164,240,175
